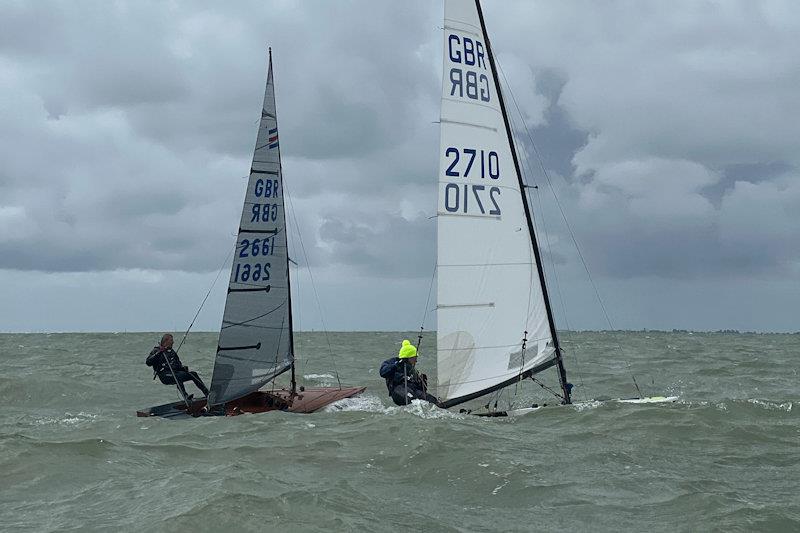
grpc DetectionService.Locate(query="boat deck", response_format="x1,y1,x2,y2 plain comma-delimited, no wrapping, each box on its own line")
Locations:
136,386,366,418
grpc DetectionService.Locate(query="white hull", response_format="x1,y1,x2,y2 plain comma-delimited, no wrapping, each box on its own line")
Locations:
474,396,679,417
616,396,679,404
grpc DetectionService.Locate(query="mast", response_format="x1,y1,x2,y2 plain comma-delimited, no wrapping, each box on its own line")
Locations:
270,48,298,395
474,0,571,404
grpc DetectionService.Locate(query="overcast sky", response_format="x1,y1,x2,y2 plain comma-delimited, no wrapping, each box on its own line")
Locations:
1,0,798,333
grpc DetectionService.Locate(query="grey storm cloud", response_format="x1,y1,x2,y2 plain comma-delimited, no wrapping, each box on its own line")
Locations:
0,0,799,333
489,0,800,281
0,0,441,273
317,211,434,278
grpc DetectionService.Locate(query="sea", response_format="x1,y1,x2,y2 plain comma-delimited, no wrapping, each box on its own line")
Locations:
0,331,797,532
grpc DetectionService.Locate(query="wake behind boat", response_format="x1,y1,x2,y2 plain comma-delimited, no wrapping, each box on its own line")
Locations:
138,50,365,418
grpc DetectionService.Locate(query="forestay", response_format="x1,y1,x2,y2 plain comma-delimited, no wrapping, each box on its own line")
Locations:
208,53,293,406
436,0,556,405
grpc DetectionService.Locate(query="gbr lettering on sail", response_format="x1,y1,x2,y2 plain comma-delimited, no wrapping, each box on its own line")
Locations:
441,31,502,218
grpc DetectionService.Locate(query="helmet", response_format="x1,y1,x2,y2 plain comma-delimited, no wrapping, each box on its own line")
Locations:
398,339,417,359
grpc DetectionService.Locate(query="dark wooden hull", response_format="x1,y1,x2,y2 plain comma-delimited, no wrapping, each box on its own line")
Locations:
136,386,366,419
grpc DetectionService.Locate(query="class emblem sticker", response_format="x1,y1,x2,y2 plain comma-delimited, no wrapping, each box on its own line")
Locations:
268,128,279,149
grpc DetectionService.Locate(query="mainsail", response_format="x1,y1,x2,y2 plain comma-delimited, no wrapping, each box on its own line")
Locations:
208,51,294,406
436,0,569,407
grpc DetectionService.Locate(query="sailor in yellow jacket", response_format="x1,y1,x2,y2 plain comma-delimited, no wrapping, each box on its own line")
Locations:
379,340,440,406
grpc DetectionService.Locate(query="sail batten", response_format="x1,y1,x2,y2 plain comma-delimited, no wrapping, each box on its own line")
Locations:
435,0,561,405
207,52,294,407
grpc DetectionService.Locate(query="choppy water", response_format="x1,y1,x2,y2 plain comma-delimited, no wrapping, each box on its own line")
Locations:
1,331,798,532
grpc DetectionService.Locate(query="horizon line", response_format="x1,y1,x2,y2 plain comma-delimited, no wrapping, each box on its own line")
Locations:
1,328,797,335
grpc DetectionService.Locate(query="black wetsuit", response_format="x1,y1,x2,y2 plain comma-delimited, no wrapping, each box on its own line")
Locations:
379,357,439,406
146,346,209,398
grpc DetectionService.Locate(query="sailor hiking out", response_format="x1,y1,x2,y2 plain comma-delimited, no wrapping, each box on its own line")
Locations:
380,340,440,407
146,333,209,400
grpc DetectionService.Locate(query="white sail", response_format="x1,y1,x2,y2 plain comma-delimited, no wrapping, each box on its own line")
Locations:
436,0,556,405
208,53,293,406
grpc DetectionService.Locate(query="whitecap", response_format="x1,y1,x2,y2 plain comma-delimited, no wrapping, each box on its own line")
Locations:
491,479,510,495
572,400,602,412
324,395,389,413
324,396,465,419
395,399,465,420
747,399,793,412
303,373,335,380
303,373,335,386
32,411,98,427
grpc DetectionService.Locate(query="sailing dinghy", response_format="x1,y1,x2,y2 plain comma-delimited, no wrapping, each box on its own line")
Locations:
429,0,670,416
137,51,364,419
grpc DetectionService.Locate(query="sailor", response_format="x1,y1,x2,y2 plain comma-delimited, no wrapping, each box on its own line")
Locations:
379,340,440,407
146,333,209,399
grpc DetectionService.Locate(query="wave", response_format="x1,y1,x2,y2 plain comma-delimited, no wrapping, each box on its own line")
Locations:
30,411,99,428
323,395,465,420
303,373,335,380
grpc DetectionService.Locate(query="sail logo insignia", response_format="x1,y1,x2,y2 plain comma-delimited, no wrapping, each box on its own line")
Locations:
268,128,279,149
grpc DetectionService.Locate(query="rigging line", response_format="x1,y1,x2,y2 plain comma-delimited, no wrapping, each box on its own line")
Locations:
504,386,516,411
164,352,191,409
502,105,539,328
282,178,342,389
175,241,236,356
505,107,537,330
293,260,302,336
501,83,588,403
513,331,528,404
528,182,587,402
274,313,287,370
493,64,558,327
506,104,589,403
531,376,565,401
416,263,437,350
492,62,571,406
494,61,641,399
286,223,302,360
507,109,590,404
485,388,503,413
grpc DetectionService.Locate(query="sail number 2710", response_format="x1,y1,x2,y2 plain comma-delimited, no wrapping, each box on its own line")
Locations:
443,147,501,216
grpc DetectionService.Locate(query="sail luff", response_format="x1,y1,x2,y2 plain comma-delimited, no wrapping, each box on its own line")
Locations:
472,0,571,403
